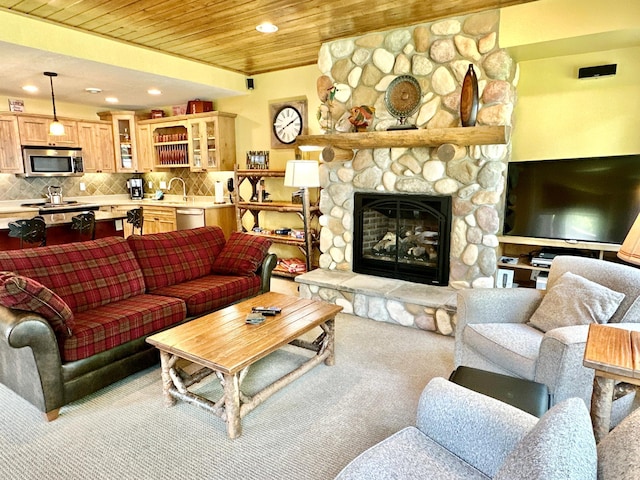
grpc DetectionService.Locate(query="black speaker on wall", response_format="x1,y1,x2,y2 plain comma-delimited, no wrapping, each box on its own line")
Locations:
246,78,255,90
578,64,617,79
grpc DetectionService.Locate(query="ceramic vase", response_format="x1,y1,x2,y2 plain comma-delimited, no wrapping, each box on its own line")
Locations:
460,64,479,127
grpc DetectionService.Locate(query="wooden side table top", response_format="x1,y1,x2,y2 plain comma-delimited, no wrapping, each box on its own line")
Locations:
147,291,343,375
583,323,640,384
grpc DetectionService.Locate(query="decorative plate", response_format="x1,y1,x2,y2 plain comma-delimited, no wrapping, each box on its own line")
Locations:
385,75,421,122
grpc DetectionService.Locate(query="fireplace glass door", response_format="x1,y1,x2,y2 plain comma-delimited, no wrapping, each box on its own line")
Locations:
353,193,452,285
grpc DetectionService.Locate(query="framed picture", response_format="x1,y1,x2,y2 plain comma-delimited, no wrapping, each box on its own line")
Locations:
8,99,24,112
246,150,269,169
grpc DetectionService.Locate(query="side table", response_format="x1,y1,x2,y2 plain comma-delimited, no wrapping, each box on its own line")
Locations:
583,323,640,443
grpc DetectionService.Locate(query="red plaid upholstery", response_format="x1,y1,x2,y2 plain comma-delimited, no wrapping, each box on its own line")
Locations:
127,226,226,290
62,294,186,362
211,232,272,276
0,237,145,313
0,272,74,338
151,274,261,316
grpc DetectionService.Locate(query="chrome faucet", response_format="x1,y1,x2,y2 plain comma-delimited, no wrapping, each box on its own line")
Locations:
168,177,187,201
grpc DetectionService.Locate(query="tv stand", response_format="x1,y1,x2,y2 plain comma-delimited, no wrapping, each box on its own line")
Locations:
497,235,621,288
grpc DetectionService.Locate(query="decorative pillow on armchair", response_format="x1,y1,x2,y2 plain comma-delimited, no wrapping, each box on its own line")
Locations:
0,272,74,337
528,271,625,333
211,232,272,276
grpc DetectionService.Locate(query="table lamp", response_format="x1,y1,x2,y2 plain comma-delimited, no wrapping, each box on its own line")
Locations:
284,160,320,272
618,213,640,265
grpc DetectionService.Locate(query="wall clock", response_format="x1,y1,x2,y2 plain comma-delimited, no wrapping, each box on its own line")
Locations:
270,99,307,148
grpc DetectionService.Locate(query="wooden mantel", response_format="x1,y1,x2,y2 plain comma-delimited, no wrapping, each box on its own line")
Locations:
296,125,510,150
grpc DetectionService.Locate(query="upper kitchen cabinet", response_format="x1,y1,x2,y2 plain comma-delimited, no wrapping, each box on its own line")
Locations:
97,111,140,173
77,121,115,173
188,112,236,171
138,112,236,172
135,123,154,172
0,115,23,174
17,114,78,147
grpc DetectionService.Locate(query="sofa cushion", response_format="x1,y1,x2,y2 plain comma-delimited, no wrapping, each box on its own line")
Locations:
597,404,640,480
463,323,543,379
127,226,226,290
0,271,74,337
495,398,596,480
211,232,272,276
151,274,261,317
62,294,186,362
529,271,625,333
0,237,145,313
335,426,490,480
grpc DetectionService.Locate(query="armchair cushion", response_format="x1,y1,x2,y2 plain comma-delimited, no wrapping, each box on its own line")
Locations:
0,271,74,337
528,272,625,333
495,398,596,480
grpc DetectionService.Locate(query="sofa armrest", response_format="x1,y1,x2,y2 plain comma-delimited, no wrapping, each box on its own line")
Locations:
0,305,64,416
417,377,537,478
534,324,593,406
258,253,278,294
456,288,544,334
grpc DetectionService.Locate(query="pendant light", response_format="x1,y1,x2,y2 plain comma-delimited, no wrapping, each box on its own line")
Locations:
44,72,65,136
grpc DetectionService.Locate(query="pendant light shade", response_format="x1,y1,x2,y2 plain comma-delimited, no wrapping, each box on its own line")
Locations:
44,72,65,136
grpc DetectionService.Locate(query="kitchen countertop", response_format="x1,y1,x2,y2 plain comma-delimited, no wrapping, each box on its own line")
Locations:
0,195,234,215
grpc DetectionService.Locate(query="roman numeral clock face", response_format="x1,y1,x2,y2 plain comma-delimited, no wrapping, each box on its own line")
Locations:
273,106,303,145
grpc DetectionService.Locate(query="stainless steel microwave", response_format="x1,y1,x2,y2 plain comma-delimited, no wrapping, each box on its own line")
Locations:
20,146,84,177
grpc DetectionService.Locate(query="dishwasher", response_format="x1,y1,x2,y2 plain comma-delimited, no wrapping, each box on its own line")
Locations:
175,208,205,230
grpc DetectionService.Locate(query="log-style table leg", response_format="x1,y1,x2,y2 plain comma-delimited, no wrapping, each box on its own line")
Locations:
159,351,177,407
591,374,615,443
322,319,336,366
223,373,242,439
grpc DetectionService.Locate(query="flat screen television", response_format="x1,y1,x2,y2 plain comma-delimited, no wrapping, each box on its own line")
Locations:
504,155,640,245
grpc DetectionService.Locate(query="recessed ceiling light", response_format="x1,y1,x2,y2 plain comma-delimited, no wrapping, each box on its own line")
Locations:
147,88,162,95
22,85,38,93
105,97,119,103
256,22,278,33
85,87,102,94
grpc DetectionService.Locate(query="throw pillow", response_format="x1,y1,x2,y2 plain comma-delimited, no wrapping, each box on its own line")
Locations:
0,272,74,337
528,271,625,333
211,232,271,276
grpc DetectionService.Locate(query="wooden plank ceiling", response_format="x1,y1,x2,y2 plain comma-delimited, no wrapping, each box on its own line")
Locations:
1,0,537,76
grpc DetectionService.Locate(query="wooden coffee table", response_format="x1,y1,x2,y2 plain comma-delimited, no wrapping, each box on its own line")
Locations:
146,292,342,438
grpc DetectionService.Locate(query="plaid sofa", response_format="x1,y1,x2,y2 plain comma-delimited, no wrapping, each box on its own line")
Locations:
0,226,275,420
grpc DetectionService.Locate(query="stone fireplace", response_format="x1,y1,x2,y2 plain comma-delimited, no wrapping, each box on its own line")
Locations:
297,9,516,336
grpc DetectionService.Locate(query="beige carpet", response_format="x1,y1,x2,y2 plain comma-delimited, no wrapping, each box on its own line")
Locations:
0,284,454,480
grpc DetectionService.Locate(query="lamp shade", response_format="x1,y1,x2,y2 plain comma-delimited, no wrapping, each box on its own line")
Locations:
284,160,320,188
49,120,65,136
618,213,640,265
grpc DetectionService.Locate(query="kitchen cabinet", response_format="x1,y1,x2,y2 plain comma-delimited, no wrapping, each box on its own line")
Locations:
234,168,319,276
138,112,236,172
205,206,236,239
0,115,23,174
17,114,78,147
97,111,140,173
135,123,154,172
142,205,177,234
77,121,115,173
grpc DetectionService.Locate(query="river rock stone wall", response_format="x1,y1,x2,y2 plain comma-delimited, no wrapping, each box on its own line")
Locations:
315,9,517,290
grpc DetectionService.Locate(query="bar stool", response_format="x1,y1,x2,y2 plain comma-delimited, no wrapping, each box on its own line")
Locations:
71,211,96,241
8,215,47,248
126,208,143,235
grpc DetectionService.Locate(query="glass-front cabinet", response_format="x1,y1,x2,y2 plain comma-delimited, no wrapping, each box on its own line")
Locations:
98,111,139,173
189,118,217,171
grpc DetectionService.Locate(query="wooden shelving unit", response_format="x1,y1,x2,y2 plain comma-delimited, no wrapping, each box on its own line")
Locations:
234,168,320,277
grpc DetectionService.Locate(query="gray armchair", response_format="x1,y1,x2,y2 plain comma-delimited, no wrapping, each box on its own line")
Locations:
335,377,597,479
455,256,640,413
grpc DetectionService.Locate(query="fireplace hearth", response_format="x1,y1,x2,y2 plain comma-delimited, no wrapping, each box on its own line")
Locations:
353,193,452,286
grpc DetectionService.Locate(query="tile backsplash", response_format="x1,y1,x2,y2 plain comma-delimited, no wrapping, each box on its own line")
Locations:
0,169,234,201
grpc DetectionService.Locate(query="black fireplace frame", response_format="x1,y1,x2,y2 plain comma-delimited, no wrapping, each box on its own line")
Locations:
353,192,452,286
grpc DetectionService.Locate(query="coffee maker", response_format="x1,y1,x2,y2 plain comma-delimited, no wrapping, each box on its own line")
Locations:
127,178,144,200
